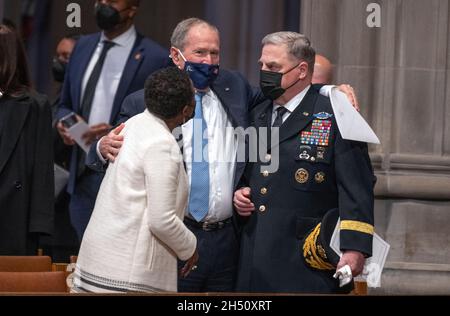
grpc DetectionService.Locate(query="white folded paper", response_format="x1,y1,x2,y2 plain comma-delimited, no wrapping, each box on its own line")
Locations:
54,164,69,197
67,120,91,154
330,219,390,288
329,87,380,144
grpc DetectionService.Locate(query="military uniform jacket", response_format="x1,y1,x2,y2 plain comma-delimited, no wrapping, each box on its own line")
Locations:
235,86,375,293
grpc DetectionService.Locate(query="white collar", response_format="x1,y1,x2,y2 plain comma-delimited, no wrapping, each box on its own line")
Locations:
195,88,217,102
100,25,136,47
144,109,171,133
274,84,311,114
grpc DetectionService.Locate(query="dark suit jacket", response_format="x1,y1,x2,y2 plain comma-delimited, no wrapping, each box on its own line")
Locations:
235,86,375,293
0,92,54,255
56,30,169,194
87,68,262,191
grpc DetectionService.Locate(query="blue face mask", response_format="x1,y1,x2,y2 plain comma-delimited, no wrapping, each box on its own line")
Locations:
177,49,220,90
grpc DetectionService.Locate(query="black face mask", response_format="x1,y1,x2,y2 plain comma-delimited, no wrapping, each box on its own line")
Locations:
95,3,129,31
260,63,300,100
52,58,67,83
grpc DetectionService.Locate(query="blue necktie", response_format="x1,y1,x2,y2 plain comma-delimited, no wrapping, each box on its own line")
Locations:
188,92,210,222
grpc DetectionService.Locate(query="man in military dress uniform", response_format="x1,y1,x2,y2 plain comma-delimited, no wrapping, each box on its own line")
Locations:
233,31,375,293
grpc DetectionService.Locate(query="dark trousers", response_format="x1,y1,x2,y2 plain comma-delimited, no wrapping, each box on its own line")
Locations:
178,219,239,292
40,190,79,261
69,170,103,242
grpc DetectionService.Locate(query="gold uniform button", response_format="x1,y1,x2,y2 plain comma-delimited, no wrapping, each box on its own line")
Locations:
315,171,326,184
259,205,266,212
260,187,268,195
262,170,269,177
295,168,309,184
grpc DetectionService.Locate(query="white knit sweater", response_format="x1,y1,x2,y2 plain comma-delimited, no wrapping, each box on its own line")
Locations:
73,110,196,293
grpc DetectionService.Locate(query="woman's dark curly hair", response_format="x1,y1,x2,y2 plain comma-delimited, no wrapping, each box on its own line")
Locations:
0,24,31,96
145,67,194,119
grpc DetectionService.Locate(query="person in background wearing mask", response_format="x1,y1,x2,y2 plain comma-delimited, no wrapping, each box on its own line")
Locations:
52,34,80,87
55,0,169,242
73,67,198,293
52,34,80,167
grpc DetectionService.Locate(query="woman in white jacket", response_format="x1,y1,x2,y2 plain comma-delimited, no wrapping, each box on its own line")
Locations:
73,67,198,293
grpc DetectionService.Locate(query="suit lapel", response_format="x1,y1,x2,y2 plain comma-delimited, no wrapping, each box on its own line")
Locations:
254,100,273,129
211,73,250,189
0,97,30,174
253,100,273,153
212,74,248,129
276,87,318,146
110,34,144,122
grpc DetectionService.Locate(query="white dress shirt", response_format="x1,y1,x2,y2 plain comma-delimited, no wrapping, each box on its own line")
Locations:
182,90,238,222
271,85,311,125
82,25,136,125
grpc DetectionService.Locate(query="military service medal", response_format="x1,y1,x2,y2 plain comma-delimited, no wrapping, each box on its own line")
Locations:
300,112,332,147
295,168,309,184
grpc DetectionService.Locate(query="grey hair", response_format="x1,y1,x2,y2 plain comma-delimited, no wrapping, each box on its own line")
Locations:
170,18,219,50
262,32,316,74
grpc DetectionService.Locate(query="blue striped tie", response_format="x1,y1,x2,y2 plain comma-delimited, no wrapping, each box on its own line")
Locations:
188,92,210,222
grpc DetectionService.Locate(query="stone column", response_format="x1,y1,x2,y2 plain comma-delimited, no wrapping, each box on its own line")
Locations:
2,0,21,25
301,0,450,294
0,0,4,22
204,0,286,84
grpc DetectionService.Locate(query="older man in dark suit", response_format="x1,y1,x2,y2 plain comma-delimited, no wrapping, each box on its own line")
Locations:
87,18,260,292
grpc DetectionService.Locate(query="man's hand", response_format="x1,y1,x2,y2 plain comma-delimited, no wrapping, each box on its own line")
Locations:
233,187,255,217
99,123,125,162
337,84,360,111
336,250,365,277
56,121,75,146
180,249,199,278
82,122,112,146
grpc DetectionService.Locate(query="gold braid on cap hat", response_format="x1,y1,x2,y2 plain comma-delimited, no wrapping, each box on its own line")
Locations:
303,223,335,270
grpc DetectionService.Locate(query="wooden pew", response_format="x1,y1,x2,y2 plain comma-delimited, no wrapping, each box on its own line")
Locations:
0,256,52,272
0,271,69,293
